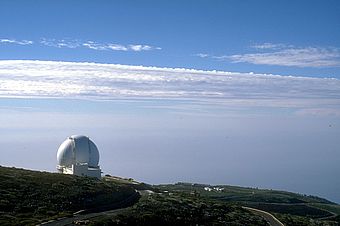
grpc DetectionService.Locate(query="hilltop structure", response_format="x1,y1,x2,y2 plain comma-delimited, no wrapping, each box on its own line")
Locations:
57,135,101,178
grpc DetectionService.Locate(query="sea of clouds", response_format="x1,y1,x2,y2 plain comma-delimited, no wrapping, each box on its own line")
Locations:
0,60,339,115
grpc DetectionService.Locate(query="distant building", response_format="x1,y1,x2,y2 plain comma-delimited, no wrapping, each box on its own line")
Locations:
57,135,101,178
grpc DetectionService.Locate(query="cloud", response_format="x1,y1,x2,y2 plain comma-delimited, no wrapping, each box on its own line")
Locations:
0,38,33,45
40,38,80,48
196,43,340,68
82,41,128,51
250,43,290,50
194,53,210,58
0,60,339,116
129,44,161,51
40,38,161,52
228,47,340,68
0,37,160,52
82,41,161,52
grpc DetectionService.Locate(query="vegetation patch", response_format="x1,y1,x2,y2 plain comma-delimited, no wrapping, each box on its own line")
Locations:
88,192,269,226
244,203,332,218
0,166,137,225
0,167,339,226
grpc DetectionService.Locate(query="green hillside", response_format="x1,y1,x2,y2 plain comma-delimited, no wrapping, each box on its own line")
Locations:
0,166,339,226
156,182,334,204
90,182,340,225
0,166,138,225
151,183,340,226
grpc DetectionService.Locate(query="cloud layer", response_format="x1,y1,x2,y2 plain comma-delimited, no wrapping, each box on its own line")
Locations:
0,38,160,52
1,60,340,115
197,43,340,68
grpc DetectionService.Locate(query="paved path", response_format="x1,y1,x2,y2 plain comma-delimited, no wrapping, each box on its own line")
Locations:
243,206,285,226
39,192,140,226
40,208,125,226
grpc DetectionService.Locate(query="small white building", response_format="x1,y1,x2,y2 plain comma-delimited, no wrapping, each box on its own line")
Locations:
57,135,101,178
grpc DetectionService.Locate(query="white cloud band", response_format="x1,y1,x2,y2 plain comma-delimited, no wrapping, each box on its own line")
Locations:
39,39,161,52
0,38,160,52
228,47,340,68
0,60,339,115
0,39,33,45
197,44,340,68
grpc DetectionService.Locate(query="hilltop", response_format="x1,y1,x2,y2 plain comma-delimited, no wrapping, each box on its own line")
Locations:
0,166,339,226
0,166,139,225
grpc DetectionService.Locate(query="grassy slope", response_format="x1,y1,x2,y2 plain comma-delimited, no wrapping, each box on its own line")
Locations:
89,191,269,226
156,182,334,204
0,166,137,225
1,167,339,226
153,183,340,226
88,182,340,226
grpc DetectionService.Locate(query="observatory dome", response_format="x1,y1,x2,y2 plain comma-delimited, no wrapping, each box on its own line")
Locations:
57,135,99,167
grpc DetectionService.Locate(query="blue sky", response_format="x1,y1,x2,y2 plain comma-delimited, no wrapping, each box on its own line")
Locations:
1,1,340,203
0,0,340,77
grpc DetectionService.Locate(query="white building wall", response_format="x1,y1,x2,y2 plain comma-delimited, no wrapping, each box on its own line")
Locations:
57,163,101,179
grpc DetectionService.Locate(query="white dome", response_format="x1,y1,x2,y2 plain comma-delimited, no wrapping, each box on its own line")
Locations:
57,135,99,167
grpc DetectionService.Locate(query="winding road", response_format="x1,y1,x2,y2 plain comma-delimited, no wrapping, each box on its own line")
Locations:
242,206,285,226
40,208,126,226
39,192,140,226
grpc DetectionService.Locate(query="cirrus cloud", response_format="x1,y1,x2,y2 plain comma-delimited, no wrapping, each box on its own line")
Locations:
0,37,160,52
196,43,340,68
0,38,33,45
39,38,161,52
228,47,340,68
81,41,161,52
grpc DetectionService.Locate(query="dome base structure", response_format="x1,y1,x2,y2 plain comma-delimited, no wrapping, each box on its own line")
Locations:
56,135,102,179
57,163,102,178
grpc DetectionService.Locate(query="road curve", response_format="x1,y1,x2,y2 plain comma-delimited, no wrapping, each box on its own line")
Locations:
242,206,285,226
40,208,125,226
39,192,140,226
